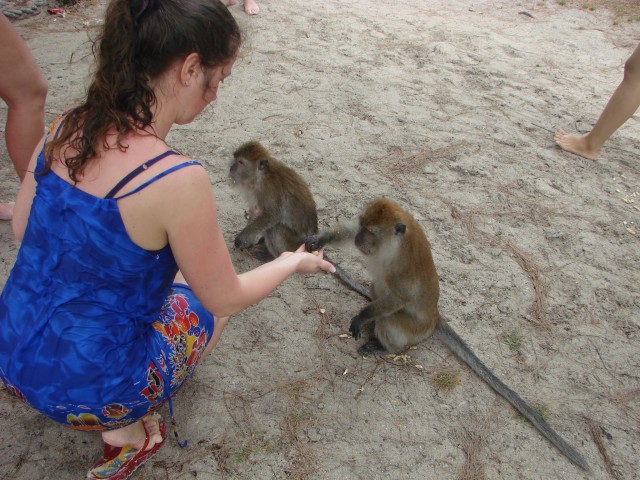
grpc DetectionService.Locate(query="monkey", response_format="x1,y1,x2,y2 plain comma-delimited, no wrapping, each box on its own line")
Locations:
229,141,371,300
229,141,317,258
305,198,590,472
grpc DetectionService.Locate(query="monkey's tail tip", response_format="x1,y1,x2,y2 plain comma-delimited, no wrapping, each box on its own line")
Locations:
571,453,591,473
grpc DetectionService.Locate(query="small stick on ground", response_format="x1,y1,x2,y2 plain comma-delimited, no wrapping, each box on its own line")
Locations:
504,240,547,327
584,417,623,480
452,408,493,480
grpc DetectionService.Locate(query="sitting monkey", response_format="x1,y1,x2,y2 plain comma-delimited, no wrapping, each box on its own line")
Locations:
229,141,370,299
305,198,590,472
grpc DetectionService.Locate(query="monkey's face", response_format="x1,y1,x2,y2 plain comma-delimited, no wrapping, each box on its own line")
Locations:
229,155,259,189
355,226,379,255
229,142,270,190
355,223,407,256
228,155,243,185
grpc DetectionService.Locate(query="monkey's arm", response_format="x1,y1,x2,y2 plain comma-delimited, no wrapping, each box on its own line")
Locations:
305,220,359,252
235,210,280,249
350,293,407,339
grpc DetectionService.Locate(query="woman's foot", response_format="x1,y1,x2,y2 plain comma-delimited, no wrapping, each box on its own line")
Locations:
244,0,259,15
0,202,14,221
88,415,166,479
141,415,164,448
101,416,162,450
554,130,601,160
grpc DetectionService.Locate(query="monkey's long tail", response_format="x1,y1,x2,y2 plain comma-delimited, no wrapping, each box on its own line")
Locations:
323,254,371,301
435,318,590,472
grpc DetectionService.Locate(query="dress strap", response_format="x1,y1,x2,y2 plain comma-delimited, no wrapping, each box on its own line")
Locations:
36,114,68,174
49,115,66,141
105,150,179,199
110,160,202,200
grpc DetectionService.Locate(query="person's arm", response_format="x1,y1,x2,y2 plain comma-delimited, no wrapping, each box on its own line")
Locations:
160,165,334,318
12,136,44,240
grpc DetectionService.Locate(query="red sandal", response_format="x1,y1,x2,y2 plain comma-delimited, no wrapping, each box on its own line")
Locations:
86,414,166,480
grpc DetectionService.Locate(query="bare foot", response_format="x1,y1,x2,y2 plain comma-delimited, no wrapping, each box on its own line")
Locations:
554,129,601,160
142,414,164,447
0,202,14,221
102,414,163,451
244,0,259,15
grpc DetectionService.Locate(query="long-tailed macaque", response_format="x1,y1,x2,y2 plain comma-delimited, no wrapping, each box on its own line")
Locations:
229,141,370,300
305,198,590,472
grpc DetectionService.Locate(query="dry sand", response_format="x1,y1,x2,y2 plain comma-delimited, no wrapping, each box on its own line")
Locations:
1,1,638,479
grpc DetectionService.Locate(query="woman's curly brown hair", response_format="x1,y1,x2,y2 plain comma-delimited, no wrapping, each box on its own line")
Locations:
44,0,241,183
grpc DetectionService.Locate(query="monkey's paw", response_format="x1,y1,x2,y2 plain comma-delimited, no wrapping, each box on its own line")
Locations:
234,232,259,250
357,339,385,355
349,316,363,340
304,236,324,253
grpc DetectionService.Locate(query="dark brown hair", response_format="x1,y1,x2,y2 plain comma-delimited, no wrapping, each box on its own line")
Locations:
45,0,241,182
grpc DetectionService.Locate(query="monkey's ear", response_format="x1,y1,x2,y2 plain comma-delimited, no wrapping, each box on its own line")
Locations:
259,158,269,170
394,223,407,235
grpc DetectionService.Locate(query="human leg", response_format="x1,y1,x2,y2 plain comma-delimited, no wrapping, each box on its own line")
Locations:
555,42,640,160
201,314,229,359
84,279,216,477
0,15,48,179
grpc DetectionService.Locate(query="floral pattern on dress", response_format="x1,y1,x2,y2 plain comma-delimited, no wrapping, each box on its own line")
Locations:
154,292,208,390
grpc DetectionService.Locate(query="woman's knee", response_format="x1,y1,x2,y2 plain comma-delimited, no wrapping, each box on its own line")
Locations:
201,316,230,359
624,46,640,83
29,75,48,106
0,69,47,109
216,316,230,330
20,75,47,110
624,61,640,83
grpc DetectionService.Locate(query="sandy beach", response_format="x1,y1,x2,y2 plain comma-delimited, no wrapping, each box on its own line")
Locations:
1,1,638,479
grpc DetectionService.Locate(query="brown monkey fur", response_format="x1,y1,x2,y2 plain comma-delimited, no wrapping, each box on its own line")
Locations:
229,141,370,300
230,141,318,257
305,198,590,472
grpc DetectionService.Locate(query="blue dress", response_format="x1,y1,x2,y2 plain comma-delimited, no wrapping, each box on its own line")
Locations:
0,141,215,432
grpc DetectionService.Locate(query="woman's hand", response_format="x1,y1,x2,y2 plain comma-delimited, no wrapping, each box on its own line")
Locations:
277,244,336,274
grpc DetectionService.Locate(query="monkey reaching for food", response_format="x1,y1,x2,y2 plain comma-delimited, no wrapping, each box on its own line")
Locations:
229,141,371,300
305,198,590,472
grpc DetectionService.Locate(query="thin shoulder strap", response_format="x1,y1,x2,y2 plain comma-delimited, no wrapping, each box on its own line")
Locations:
50,115,66,140
105,150,179,199
111,160,202,200
36,114,67,173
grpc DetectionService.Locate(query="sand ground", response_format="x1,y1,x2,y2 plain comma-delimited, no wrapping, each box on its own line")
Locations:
0,1,638,479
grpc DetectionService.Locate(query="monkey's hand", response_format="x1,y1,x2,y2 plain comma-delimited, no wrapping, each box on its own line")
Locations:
304,235,325,253
349,314,365,340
